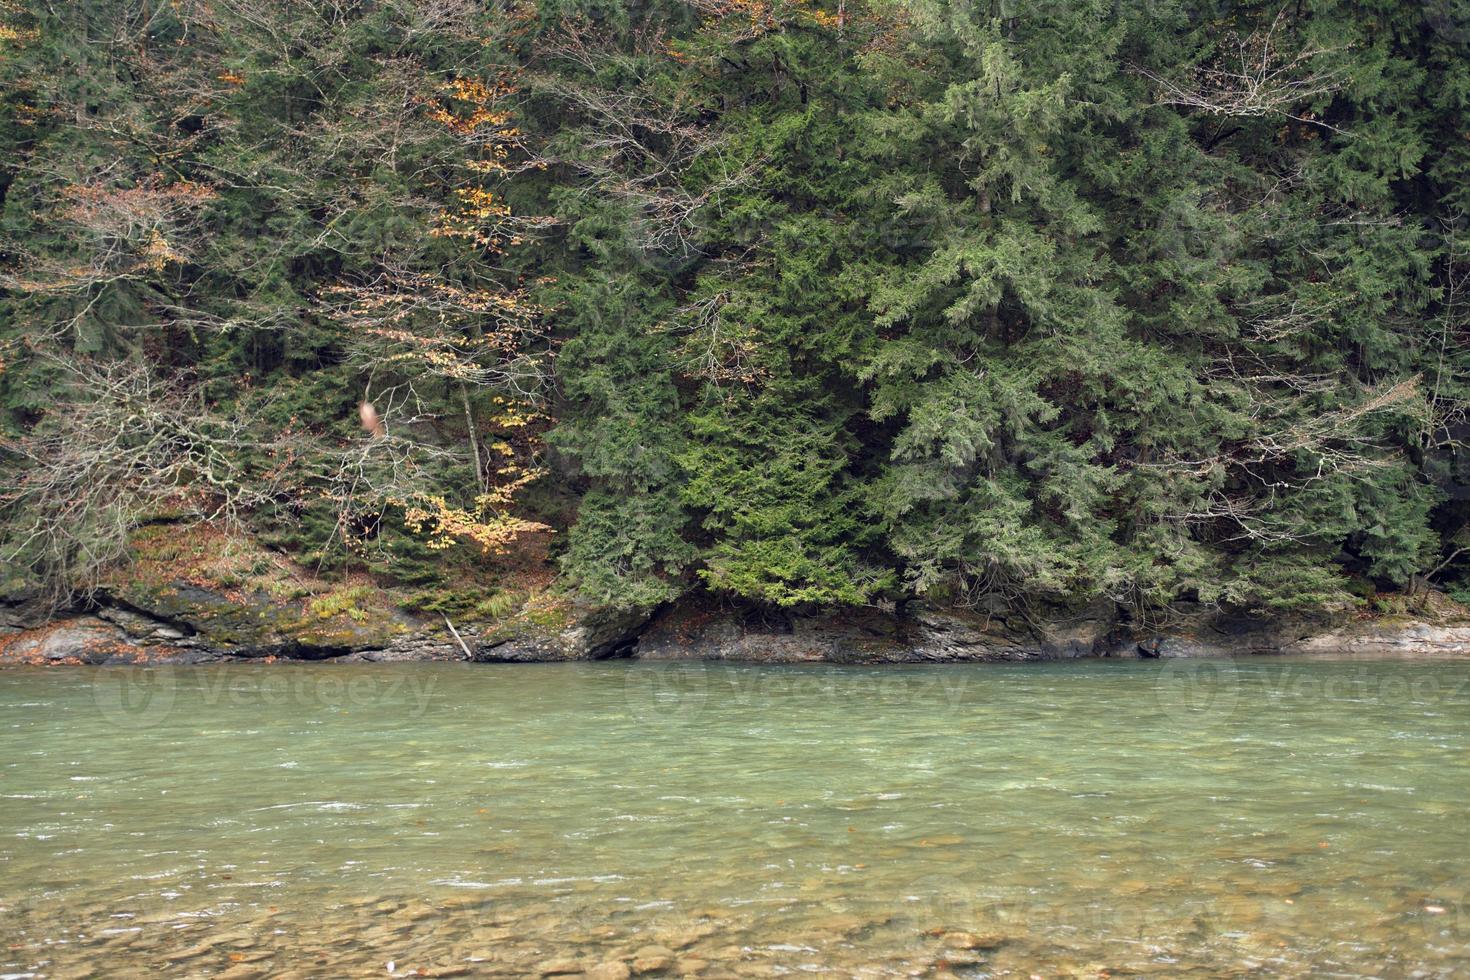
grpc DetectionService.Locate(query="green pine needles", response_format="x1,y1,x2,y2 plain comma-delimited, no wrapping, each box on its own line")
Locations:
3,0,1469,620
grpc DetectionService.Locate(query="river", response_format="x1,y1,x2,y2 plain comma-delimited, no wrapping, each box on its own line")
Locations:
2,658,1468,977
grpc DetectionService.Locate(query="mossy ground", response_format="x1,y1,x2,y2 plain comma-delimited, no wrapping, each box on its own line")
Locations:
98,522,564,649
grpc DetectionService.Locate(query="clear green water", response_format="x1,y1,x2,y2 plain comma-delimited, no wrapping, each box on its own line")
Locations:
1,658,1469,978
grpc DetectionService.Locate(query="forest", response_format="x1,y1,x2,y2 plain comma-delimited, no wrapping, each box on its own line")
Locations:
2,0,1469,624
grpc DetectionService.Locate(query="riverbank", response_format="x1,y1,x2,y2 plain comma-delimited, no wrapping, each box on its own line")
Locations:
5,575,1470,667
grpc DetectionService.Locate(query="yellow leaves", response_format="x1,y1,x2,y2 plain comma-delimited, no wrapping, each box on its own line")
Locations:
431,189,511,248
142,228,184,271
0,21,38,45
395,416,549,556
422,74,541,245
401,487,551,555
427,77,518,135
466,158,510,175
453,187,509,221
427,187,551,250
477,466,546,507
428,105,513,135
441,77,514,105
488,395,549,427
321,273,547,387
489,403,542,428
418,72,553,248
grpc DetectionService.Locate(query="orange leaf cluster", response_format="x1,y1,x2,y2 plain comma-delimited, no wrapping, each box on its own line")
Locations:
60,177,217,226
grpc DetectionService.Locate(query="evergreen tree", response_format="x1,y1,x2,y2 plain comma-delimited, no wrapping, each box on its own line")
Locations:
3,0,1468,620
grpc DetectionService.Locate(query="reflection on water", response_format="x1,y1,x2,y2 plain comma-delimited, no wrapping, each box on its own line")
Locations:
1,658,1468,977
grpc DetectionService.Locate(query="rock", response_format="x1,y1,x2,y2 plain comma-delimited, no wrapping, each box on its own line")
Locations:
1136,606,1326,658
637,602,898,662
943,931,1004,950
1286,620,1470,658
620,594,1470,665
216,966,269,980
636,597,1127,664
397,900,437,921
0,587,54,630
0,576,639,665
584,963,633,980
655,924,717,949
538,957,588,976
7,580,1470,666
673,958,709,975
95,606,192,643
476,602,654,662
42,967,98,980
806,914,865,936
164,939,220,961
342,641,463,663
938,950,984,966
904,606,1028,662
908,599,1127,662
731,965,778,978
631,945,676,973
0,616,181,666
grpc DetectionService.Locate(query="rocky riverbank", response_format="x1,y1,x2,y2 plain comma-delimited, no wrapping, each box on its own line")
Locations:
5,578,1470,666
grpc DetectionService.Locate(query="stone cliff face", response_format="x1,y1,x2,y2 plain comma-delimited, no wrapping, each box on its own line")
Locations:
4,582,1470,666
633,600,1127,663
0,583,651,666
633,599,1470,662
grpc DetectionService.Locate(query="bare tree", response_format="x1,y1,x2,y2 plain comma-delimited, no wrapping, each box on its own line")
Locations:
0,358,282,603
1136,9,1349,132
534,16,759,264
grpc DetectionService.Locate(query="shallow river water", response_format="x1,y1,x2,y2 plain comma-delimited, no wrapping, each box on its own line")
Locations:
1,657,1469,978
